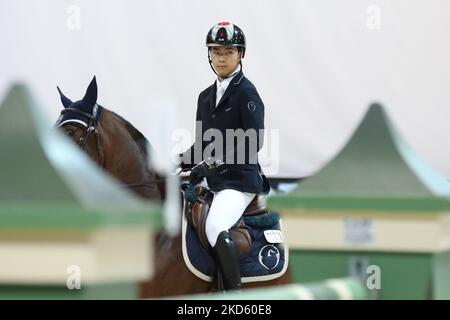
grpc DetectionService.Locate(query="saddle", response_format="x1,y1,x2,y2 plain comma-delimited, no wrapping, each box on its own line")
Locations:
183,186,268,257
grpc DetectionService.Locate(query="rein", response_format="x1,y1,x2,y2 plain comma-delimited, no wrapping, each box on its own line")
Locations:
122,179,165,189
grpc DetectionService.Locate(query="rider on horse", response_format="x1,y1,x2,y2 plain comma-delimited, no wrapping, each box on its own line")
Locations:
180,22,269,290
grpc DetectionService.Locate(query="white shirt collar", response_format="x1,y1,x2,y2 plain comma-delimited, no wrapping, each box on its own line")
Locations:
216,64,241,106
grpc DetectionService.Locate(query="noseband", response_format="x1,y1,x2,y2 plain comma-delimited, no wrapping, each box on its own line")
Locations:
58,107,103,159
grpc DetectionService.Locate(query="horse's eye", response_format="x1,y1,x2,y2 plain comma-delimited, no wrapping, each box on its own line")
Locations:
65,130,74,137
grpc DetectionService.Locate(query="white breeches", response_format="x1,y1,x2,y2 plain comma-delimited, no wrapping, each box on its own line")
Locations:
198,179,255,247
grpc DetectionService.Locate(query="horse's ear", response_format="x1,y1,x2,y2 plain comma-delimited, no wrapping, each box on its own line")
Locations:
57,86,73,108
82,76,98,108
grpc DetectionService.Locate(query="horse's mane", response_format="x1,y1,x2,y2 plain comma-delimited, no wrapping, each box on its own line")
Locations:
109,110,151,158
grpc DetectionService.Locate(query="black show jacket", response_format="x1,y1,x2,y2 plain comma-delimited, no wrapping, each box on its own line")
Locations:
182,71,267,194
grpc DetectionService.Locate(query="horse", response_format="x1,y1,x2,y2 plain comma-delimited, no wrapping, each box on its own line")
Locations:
55,76,291,298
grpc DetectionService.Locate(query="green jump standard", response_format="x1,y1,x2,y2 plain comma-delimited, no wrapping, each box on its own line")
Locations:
269,104,450,299
0,84,163,299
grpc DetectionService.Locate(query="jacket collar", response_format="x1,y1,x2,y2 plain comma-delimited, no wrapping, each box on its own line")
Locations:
208,70,245,113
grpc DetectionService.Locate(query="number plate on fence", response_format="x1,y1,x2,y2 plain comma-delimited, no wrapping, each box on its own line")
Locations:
344,217,374,245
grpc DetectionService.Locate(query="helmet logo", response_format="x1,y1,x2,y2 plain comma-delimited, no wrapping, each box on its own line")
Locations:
212,23,234,42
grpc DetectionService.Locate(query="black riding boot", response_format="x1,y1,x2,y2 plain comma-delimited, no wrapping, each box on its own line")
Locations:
212,231,241,291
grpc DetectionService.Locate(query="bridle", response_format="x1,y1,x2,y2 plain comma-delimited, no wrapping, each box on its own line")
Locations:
57,107,166,191
59,107,103,159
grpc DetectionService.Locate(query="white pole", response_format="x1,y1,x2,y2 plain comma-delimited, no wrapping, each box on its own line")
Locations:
147,100,181,236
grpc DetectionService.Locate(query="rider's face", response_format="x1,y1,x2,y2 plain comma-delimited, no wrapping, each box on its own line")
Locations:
210,46,242,79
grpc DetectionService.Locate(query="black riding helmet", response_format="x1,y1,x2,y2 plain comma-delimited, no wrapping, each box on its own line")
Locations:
206,22,246,77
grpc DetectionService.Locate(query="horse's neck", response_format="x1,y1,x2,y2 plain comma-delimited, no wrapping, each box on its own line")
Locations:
100,110,164,200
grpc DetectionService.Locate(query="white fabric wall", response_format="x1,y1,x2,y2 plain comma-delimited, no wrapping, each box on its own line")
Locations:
1,0,449,178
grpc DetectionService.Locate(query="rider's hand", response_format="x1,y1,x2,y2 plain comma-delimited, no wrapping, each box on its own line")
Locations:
189,162,208,185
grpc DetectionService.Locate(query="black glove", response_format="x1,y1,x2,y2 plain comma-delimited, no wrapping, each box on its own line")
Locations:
184,184,198,203
189,158,227,185
189,162,209,185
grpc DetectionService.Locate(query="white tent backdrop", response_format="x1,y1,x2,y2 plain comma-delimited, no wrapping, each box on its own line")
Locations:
1,0,449,178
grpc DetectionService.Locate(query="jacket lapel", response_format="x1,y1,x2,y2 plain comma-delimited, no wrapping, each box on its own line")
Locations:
208,82,217,113
214,71,245,113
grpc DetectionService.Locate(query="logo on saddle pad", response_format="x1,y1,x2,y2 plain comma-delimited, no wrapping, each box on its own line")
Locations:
258,245,280,270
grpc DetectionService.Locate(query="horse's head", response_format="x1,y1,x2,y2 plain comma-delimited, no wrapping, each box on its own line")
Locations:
55,76,104,165
54,77,165,200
